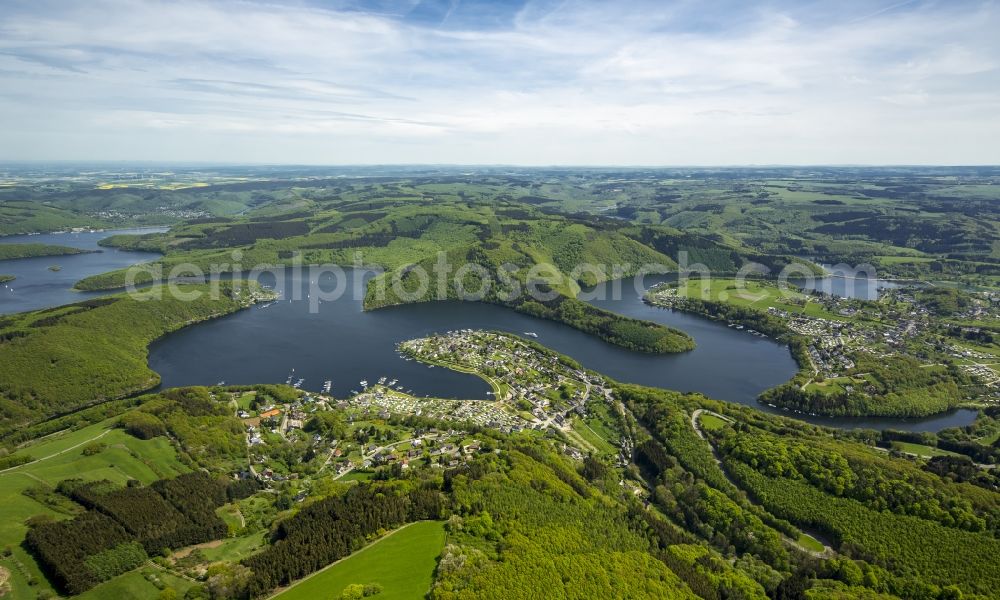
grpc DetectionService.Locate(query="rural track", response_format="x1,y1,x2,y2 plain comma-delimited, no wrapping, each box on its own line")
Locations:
0,428,112,475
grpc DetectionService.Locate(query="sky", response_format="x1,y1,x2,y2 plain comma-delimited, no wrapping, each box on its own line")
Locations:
0,0,997,165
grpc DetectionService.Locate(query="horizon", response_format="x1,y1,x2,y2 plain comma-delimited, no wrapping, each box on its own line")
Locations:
1,0,998,165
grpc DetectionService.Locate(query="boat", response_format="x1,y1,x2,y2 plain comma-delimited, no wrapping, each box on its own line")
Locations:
360,380,369,388
523,332,538,338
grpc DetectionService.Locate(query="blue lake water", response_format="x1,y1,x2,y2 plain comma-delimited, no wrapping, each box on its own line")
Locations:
147,270,976,432
1,236,976,432
0,228,166,314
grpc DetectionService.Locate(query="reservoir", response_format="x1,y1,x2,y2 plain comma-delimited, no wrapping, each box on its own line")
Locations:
148,269,977,432
0,228,166,314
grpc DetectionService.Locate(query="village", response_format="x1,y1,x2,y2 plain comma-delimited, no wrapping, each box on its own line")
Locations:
225,330,628,502
646,279,1000,401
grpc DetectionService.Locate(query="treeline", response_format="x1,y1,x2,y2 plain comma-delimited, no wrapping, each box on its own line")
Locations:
178,219,310,249
715,428,998,534
243,481,445,596
26,472,232,594
119,387,247,468
727,462,1000,598
0,283,259,436
759,355,970,418
0,242,87,261
511,292,695,353
880,426,1000,466
431,448,702,599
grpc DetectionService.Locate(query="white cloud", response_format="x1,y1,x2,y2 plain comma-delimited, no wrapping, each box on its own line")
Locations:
0,0,997,163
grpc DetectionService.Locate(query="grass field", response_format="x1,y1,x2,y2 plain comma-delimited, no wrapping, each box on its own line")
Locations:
75,566,194,600
0,420,188,598
803,375,868,396
698,413,728,431
199,530,268,563
796,533,826,553
890,441,961,458
271,521,445,600
571,416,616,454
669,278,847,321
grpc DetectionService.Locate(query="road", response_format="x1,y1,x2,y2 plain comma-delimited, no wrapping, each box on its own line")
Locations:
332,437,416,481
689,409,835,558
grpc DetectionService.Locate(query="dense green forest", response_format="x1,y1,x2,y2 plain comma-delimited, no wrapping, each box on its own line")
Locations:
0,243,89,261
2,167,999,599
5,373,999,599
616,383,1000,598
0,283,268,436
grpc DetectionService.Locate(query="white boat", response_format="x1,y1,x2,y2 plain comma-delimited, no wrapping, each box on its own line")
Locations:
523,332,538,338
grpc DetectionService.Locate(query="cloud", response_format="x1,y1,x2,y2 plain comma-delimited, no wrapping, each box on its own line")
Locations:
0,0,997,163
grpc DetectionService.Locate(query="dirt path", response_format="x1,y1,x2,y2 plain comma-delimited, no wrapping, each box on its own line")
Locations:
689,409,835,558
0,428,112,475
147,559,197,583
172,540,224,560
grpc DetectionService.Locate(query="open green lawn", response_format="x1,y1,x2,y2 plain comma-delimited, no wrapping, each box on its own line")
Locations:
890,442,961,458
796,533,826,553
671,278,847,321
804,376,867,396
0,420,188,598
237,391,257,410
272,521,445,600
199,530,269,563
571,416,616,454
699,413,728,432
74,566,194,600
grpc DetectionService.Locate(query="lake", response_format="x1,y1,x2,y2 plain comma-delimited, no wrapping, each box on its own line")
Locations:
148,269,977,432
0,228,166,314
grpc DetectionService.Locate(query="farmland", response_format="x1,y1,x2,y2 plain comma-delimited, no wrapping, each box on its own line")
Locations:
272,521,445,600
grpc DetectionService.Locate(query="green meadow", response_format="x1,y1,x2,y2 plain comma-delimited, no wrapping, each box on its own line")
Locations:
0,419,189,597
272,521,445,600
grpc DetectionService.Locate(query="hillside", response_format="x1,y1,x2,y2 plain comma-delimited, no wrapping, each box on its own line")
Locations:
0,283,271,436
0,244,90,261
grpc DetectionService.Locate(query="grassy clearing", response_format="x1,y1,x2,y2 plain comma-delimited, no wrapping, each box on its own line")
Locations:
890,442,961,458
272,520,445,600
796,533,826,553
571,417,616,454
75,566,193,600
699,413,728,431
671,278,847,321
0,419,188,598
199,530,268,563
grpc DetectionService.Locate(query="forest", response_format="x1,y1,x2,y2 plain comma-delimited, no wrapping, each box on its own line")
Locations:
0,243,89,261
0,282,267,437
26,473,233,595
